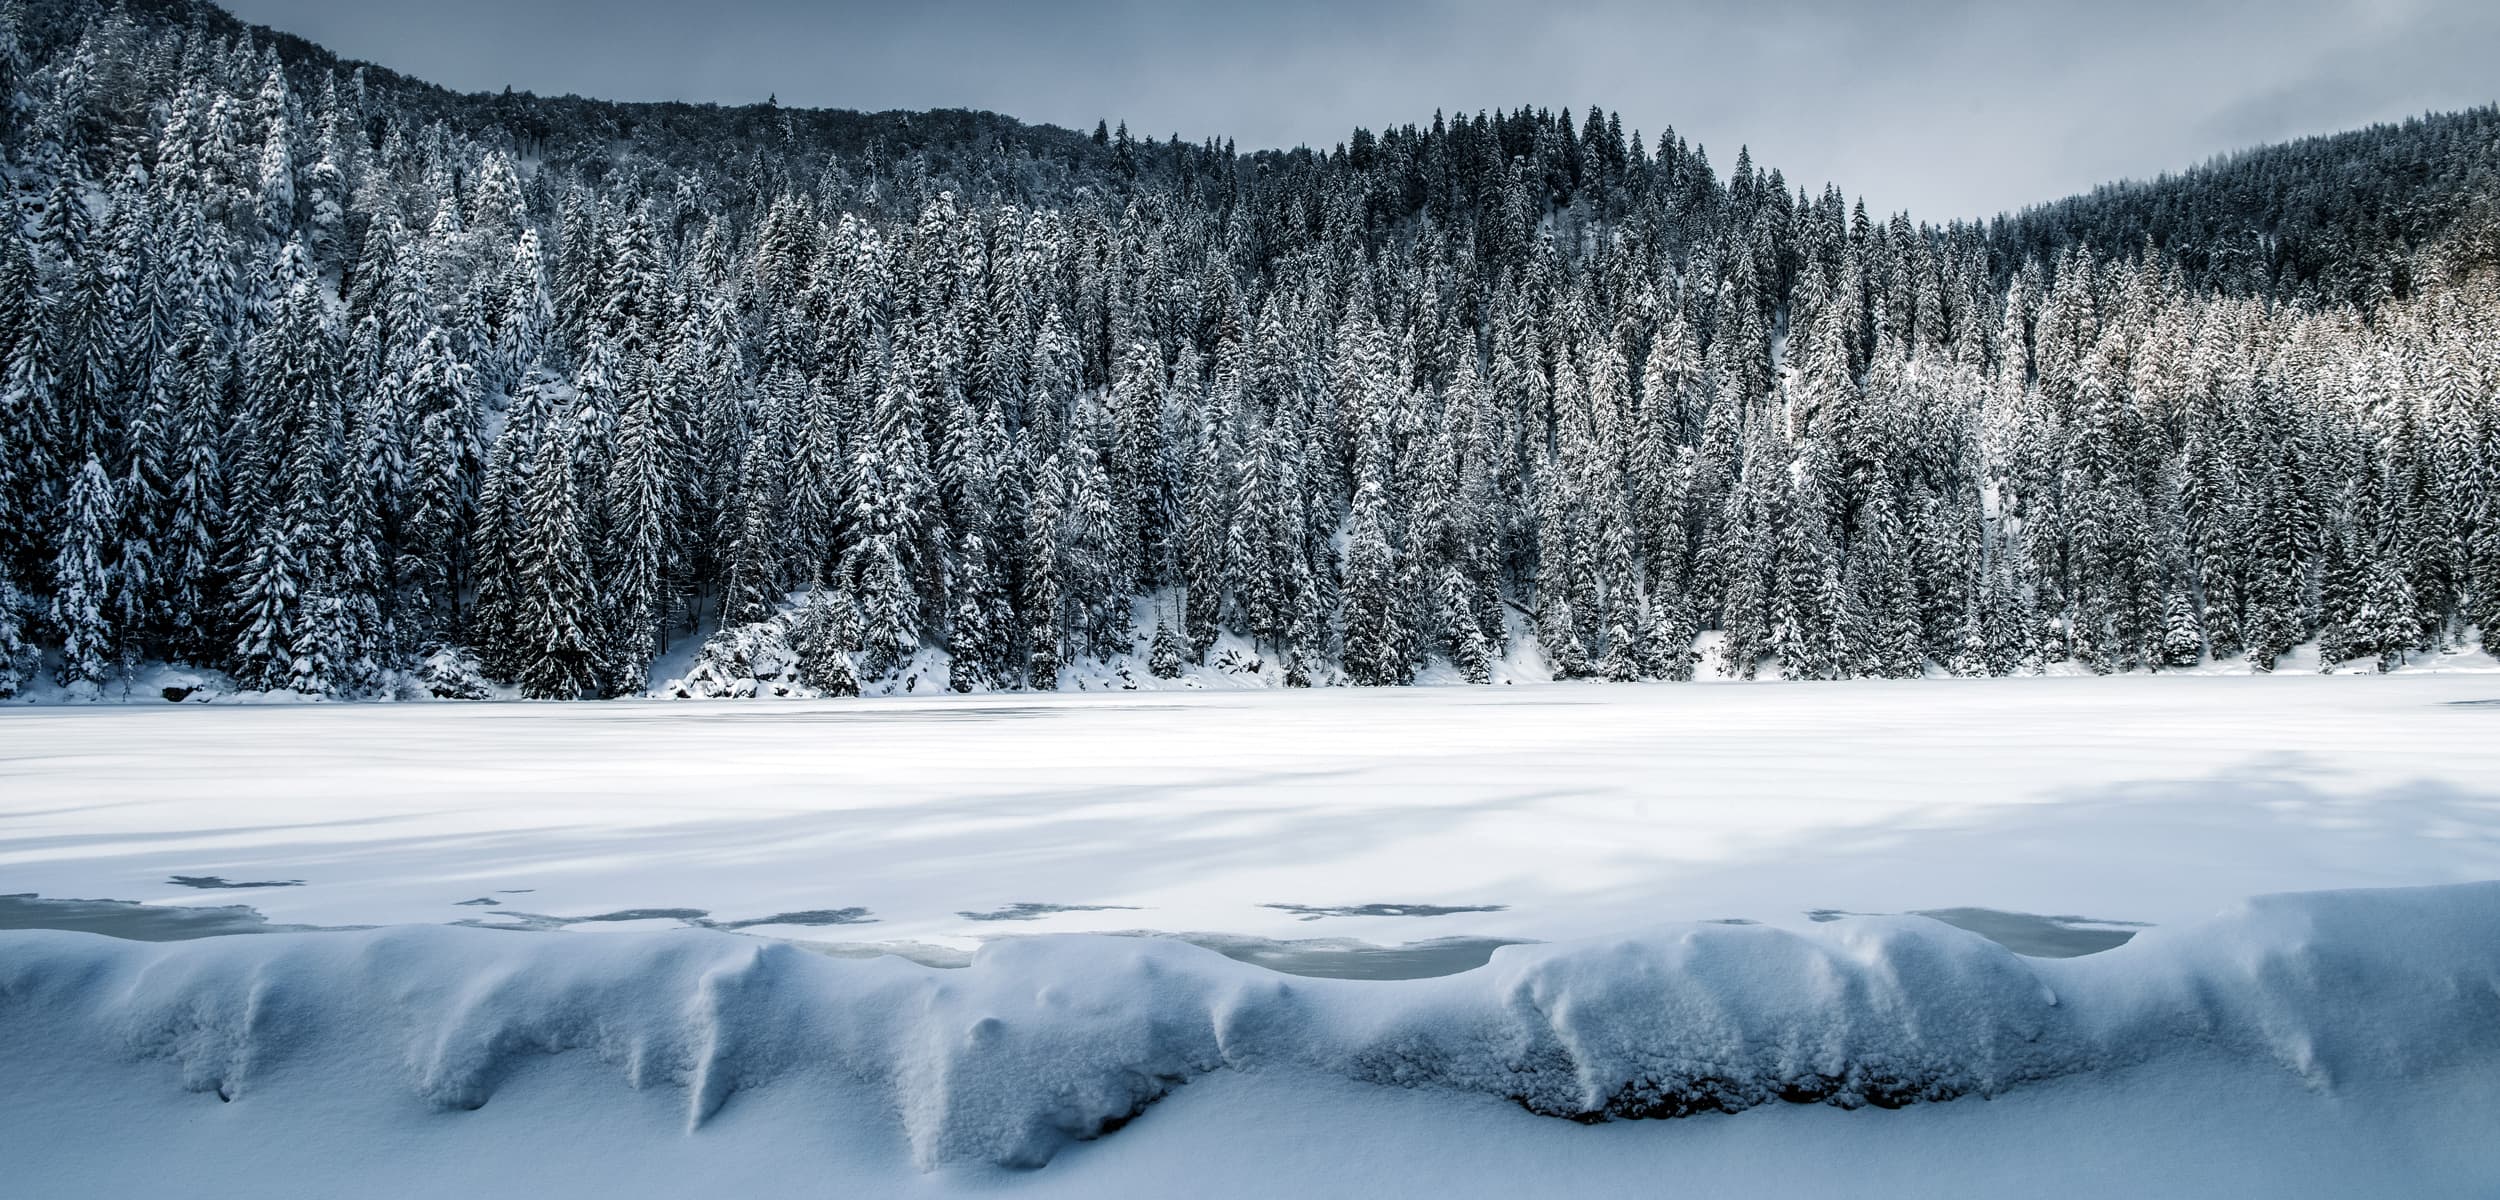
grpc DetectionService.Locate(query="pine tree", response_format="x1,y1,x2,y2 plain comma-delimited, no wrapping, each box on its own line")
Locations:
1148,615,1185,680
2347,556,2421,673
0,576,34,698
792,576,861,697
1180,369,1237,657
2158,591,2204,668
603,362,672,689
1340,479,1408,686
856,532,917,678
229,252,343,696
156,308,227,663
1022,452,1066,689
512,427,601,699
1646,587,1700,682
0,228,56,596
470,384,539,678
50,456,117,689
1771,462,1844,680
400,326,480,632
847,367,928,668
946,531,1005,693
1440,562,1492,683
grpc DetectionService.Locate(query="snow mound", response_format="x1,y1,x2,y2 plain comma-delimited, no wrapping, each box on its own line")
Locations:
2,884,2493,1169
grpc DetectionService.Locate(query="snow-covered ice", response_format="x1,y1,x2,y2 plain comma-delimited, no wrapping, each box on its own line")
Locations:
4,675,2498,949
6,676,2500,1195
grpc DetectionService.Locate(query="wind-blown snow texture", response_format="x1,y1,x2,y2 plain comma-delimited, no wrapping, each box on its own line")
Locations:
2,882,2495,1174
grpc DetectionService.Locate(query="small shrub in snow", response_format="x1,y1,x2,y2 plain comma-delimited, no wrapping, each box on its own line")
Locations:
418,647,494,700
1148,620,1185,679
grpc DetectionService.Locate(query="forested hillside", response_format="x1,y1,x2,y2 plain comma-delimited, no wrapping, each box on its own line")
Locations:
1,0,2496,700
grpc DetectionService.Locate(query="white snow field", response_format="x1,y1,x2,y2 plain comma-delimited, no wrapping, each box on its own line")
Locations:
5,675,2500,1195
5,675,2500,946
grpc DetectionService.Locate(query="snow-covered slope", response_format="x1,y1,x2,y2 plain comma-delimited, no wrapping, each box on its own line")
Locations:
2,882,2494,1194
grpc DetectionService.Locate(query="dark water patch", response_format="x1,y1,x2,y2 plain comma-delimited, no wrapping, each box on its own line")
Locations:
1262,902,1508,921
958,902,1144,922
455,897,501,906
784,930,1531,981
458,907,707,930
459,906,877,932
1910,908,2146,958
168,875,304,889
712,908,876,929
2442,699,2500,706
574,907,712,923
0,893,352,940
1703,918,1759,925
452,911,567,931
1177,933,1527,980
1806,907,2146,957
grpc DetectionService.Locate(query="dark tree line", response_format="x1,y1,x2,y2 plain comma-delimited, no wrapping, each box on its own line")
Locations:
0,0,2496,699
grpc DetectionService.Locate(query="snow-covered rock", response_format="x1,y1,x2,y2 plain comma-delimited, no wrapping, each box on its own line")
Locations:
662,619,812,699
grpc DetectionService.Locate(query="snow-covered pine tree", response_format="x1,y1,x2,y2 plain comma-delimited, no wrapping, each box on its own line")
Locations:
603,355,673,690
792,575,862,697
2158,590,2205,668
1021,452,1066,689
511,425,601,699
229,247,343,696
1340,479,1407,686
2347,555,2421,673
0,575,33,697
50,456,117,689
1148,614,1185,679
155,306,228,663
400,326,480,633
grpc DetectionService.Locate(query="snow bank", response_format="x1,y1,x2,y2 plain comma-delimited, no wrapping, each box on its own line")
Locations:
3,883,2492,1170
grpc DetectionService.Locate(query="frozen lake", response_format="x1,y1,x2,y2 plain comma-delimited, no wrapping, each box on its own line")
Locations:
6,675,2498,960
8,677,2500,1197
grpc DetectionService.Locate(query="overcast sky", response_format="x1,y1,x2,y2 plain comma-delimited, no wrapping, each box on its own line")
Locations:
217,0,2499,219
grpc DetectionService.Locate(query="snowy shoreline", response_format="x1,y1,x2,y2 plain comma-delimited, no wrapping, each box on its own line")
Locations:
3,881,2495,1190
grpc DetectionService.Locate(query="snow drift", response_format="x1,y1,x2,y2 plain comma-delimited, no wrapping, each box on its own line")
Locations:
2,882,2494,1170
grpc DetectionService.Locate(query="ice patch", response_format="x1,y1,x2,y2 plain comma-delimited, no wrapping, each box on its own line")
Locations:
455,907,880,932
1177,932,1526,980
959,903,1145,922
0,894,350,940
1809,908,2147,958
1263,902,1510,920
